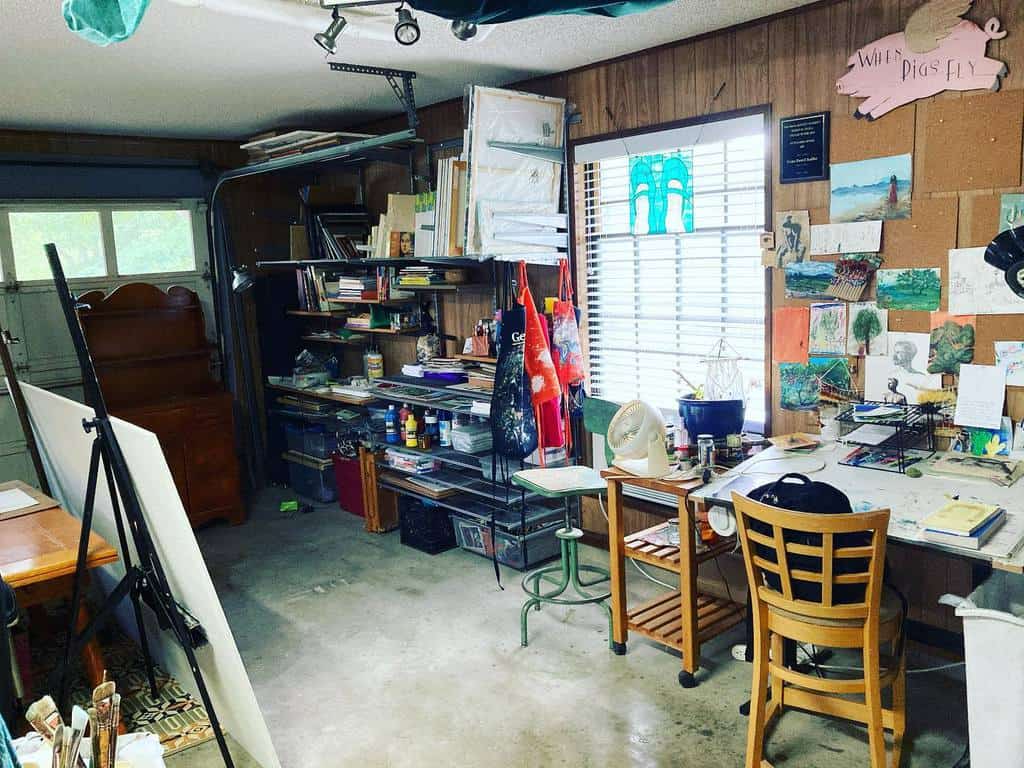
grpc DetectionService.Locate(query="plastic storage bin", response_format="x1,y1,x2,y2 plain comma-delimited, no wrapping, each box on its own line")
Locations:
449,513,560,570
400,497,457,554
285,455,337,503
303,425,339,459
283,421,305,454
943,571,1024,768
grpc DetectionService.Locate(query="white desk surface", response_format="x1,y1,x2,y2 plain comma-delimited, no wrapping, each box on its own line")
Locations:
691,444,1024,574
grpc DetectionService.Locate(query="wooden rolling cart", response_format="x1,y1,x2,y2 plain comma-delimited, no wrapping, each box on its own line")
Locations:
603,470,745,688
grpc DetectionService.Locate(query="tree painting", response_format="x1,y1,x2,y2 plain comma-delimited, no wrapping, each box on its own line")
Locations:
808,302,847,356
851,306,883,356
876,268,941,311
928,316,976,374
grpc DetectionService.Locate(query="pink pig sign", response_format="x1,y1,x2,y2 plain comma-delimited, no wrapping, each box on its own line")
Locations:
837,13,1007,120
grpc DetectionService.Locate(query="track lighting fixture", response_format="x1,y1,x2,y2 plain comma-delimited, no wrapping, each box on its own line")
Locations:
394,5,420,46
450,19,477,41
314,6,347,55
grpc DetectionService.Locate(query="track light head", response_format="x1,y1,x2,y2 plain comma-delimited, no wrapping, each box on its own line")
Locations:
314,7,347,55
394,6,420,46
232,268,254,294
450,19,477,41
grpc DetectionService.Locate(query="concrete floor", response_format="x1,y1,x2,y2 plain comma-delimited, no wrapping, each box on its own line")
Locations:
175,488,970,768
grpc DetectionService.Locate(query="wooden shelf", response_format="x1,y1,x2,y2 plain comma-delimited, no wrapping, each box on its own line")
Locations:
326,297,412,307
287,310,346,318
300,335,367,346
344,325,420,336
455,354,498,364
627,590,744,652
624,523,738,573
266,382,376,407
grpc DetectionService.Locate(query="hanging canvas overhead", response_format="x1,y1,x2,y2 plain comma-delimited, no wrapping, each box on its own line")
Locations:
835,0,1008,119
463,86,566,263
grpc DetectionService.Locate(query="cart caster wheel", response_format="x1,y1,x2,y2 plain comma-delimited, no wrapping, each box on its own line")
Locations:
678,670,698,689
739,700,751,717
612,641,627,656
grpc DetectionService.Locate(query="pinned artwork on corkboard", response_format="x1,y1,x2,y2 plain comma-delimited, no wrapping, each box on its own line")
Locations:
865,332,942,404
876,267,941,311
774,210,810,267
835,0,1008,120
779,358,851,412
773,306,810,364
809,302,848,356
948,247,1024,315
847,302,888,357
784,261,836,300
999,194,1024,233
830,154,912,222
928,312,976,375
994,341,1024,386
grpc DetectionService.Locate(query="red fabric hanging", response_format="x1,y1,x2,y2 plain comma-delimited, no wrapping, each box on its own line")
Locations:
551,259,586,387
518,261,561,406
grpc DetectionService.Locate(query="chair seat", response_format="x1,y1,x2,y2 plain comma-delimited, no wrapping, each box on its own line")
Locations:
769,586,904,629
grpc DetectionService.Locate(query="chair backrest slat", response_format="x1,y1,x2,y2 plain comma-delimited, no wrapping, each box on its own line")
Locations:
733,492,890,622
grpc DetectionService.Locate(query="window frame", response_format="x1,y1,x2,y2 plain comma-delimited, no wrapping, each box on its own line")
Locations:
0,198,209,285
569,105,774,437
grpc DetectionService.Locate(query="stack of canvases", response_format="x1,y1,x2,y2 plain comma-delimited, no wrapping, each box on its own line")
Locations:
491,261,585,468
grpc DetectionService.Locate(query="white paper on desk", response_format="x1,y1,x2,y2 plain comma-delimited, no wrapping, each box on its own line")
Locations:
0,487,36,514
843,424,897,446
954,364,1007,429
980,512,1024,560
810,221,882,255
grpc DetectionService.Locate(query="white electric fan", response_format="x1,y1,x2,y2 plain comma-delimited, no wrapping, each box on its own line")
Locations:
606,400,671,478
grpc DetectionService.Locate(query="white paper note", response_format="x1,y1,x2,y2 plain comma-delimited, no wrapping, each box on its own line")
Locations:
810,221,882,255
0,487,37,515
954,364,1007,429
949,247,1024,315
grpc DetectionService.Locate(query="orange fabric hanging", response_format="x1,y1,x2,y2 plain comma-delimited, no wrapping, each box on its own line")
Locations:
518,261,561,406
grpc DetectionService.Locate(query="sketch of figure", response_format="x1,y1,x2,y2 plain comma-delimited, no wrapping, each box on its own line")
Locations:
774,210,809,266
882,378,907,406
892,339,923,374
864,332,942,404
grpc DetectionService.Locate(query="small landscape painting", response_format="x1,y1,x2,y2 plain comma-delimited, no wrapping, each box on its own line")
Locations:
779,358,851,412
830,153,912,223
876,268,941,311
808,302,847,356
1000,194,1024,233
784,261,836,300
928,313,975,375
846,302,888,356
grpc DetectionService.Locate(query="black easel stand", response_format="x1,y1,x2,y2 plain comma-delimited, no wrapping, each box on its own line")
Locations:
45,244,234,768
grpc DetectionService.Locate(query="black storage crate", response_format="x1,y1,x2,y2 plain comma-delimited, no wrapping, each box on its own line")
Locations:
399,497,457,555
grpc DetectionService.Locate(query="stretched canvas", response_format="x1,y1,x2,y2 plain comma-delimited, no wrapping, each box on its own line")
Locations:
830,153,912,222
774,210,809,266
784,260,836,299
876,268,941,311
1000,194,1024,233
949,247,1024,315
864,332,942,404
928,312,976,375
808,302,847,356
629,151,694,235
994,341,1024,386
847,302,888,356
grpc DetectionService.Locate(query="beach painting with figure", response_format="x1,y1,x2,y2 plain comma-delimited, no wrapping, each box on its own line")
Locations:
864,331,941,405
830,154,912,222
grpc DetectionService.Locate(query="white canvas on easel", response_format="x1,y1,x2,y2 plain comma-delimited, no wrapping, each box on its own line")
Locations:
20,384,280,768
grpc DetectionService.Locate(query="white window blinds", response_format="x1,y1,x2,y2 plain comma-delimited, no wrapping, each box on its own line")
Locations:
575,113,769,433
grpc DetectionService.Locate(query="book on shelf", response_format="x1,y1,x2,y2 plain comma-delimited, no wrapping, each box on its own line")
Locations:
295,265,331,312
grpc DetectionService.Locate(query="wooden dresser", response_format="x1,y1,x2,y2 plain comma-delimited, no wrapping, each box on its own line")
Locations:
78,283,245,528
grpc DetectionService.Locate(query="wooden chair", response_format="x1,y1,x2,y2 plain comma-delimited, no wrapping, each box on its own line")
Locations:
732,493,906,768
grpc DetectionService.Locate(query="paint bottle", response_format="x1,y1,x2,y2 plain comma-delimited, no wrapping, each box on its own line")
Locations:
424,409,438,437
438,410,452,447
384,404,399,444
399,403,412,441
363,347,384,380
405,412,418,448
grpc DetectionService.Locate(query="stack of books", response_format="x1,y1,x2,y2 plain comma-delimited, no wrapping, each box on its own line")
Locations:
851,404,906,423
310,209,370,261
921,500,1006,550
334,275,378,302
466,362,496,392
395,266,443,286
295,265,330,312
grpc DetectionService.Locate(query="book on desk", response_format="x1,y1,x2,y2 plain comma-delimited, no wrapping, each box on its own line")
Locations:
921,500,1009,552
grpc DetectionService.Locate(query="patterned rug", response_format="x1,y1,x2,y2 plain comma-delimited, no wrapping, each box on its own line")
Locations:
24,623,215,756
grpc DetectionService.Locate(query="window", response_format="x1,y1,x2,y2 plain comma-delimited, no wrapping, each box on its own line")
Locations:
575,112,768,433
0,201,203,282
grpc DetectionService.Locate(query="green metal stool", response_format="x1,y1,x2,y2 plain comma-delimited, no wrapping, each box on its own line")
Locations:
513,466,613,649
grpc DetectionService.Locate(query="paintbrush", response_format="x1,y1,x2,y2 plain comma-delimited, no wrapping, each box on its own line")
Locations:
50,725,65,768
26,695,64,742
106,694,120,768
69,705,88,768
